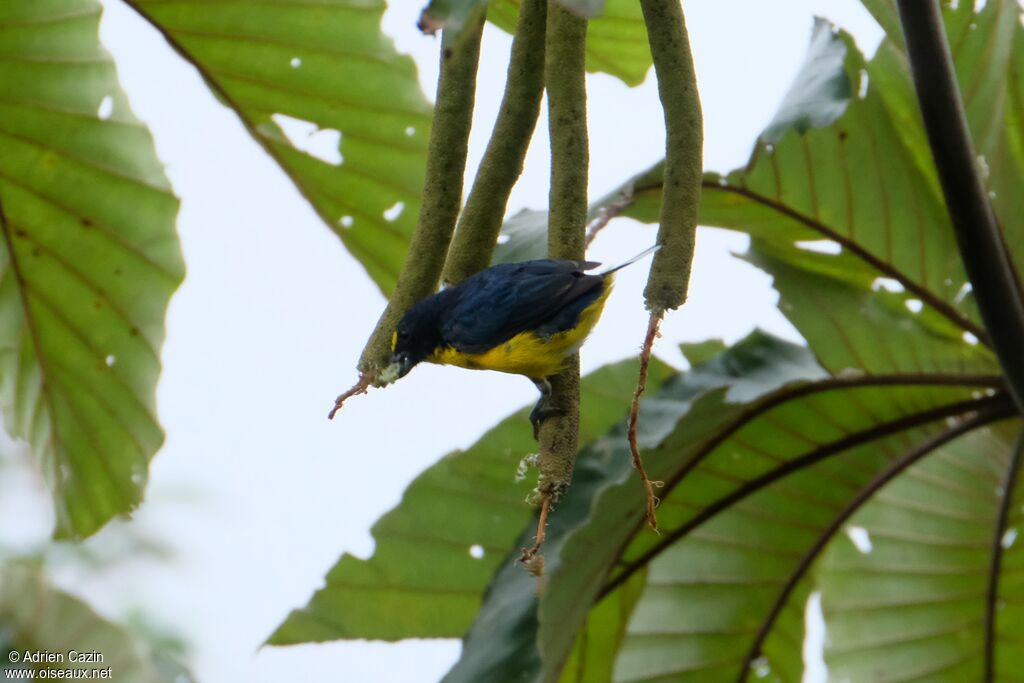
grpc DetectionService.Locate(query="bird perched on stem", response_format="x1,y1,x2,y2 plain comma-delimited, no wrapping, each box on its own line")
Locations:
387,245,659,437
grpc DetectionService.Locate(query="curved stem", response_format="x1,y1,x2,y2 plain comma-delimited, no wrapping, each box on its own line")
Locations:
442,0,547,285
895,0,1024,411
357,18,486,375
984,426,1024,681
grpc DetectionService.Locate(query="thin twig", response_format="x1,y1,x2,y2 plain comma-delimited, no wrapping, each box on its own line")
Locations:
628,313,665,531
327,372,374,419
520,493,551,576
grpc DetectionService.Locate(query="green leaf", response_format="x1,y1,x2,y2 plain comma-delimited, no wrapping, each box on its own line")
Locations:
744,240,998,377
267,357,674,644
125,0,433,295
762,18,851,143
488,0,651,87
985,17,1024,278
0,561,190,682
557,568,647,683
537,335,1000,681
0,0,184,538
818,421,1023,682
678,338,726,367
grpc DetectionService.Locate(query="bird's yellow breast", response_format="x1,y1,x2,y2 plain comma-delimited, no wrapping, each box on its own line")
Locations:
429,280,612,379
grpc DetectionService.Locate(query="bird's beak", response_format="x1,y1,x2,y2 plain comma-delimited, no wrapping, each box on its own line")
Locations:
393,351,414,378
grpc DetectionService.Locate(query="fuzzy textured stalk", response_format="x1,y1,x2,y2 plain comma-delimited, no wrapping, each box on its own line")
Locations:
357,18,485,378
523,4,588,566
442,0,547,285
639,0,703,313
895,0,1024,413
628,313,665,531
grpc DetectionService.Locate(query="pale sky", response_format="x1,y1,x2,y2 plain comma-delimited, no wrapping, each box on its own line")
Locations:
7,2,883,681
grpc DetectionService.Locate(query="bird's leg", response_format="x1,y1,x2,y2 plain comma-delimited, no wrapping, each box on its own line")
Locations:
529,377,562,440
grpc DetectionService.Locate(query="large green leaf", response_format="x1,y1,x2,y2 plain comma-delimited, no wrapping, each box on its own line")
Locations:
124,0,433,295
0,0,183,538
818,421,1023,682
0,561,191,682
437,323,1006,683
536,340,1005,681
267,357,673,644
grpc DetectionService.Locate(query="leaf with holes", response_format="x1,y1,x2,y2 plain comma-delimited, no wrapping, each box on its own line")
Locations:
266,356,674,644
123,0,432,295
0,0,183,538
0,561,192,681
743,240,998,377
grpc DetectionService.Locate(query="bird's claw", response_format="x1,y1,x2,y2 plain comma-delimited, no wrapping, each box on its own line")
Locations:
530,399,564,440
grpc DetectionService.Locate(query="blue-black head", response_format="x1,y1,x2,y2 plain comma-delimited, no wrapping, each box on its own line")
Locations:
390,290,452,379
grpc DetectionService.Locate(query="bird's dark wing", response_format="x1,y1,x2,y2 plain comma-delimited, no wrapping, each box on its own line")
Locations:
439,259,604,353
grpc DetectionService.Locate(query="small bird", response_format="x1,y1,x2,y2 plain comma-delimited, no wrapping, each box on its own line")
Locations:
388,245,659,437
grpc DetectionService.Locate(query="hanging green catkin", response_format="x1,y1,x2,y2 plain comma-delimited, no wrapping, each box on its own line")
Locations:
521,3,588,572
355,16,485,380
442,0,547,285
627,0,703,530
640,0,702,313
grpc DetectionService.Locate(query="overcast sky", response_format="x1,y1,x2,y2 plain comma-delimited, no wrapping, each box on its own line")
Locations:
9,2,883,681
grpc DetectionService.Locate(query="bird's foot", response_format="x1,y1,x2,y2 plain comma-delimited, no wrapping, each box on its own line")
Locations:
530,399,565,440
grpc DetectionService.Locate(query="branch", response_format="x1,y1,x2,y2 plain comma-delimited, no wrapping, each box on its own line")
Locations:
895,0,1024,412
357,17,485,375
442,0,547,285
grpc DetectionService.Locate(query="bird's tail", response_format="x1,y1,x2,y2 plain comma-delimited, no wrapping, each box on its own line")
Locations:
600,244,661,275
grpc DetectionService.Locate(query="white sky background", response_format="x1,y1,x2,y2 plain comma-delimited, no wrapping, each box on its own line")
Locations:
4,2,883,681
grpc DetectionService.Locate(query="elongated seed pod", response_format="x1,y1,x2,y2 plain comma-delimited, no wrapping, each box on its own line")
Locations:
442,0,548,285
357,16,485,378
534,3,588,505
640,0,702,313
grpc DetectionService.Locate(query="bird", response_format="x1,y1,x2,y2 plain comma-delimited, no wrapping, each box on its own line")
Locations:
388,245,659,437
